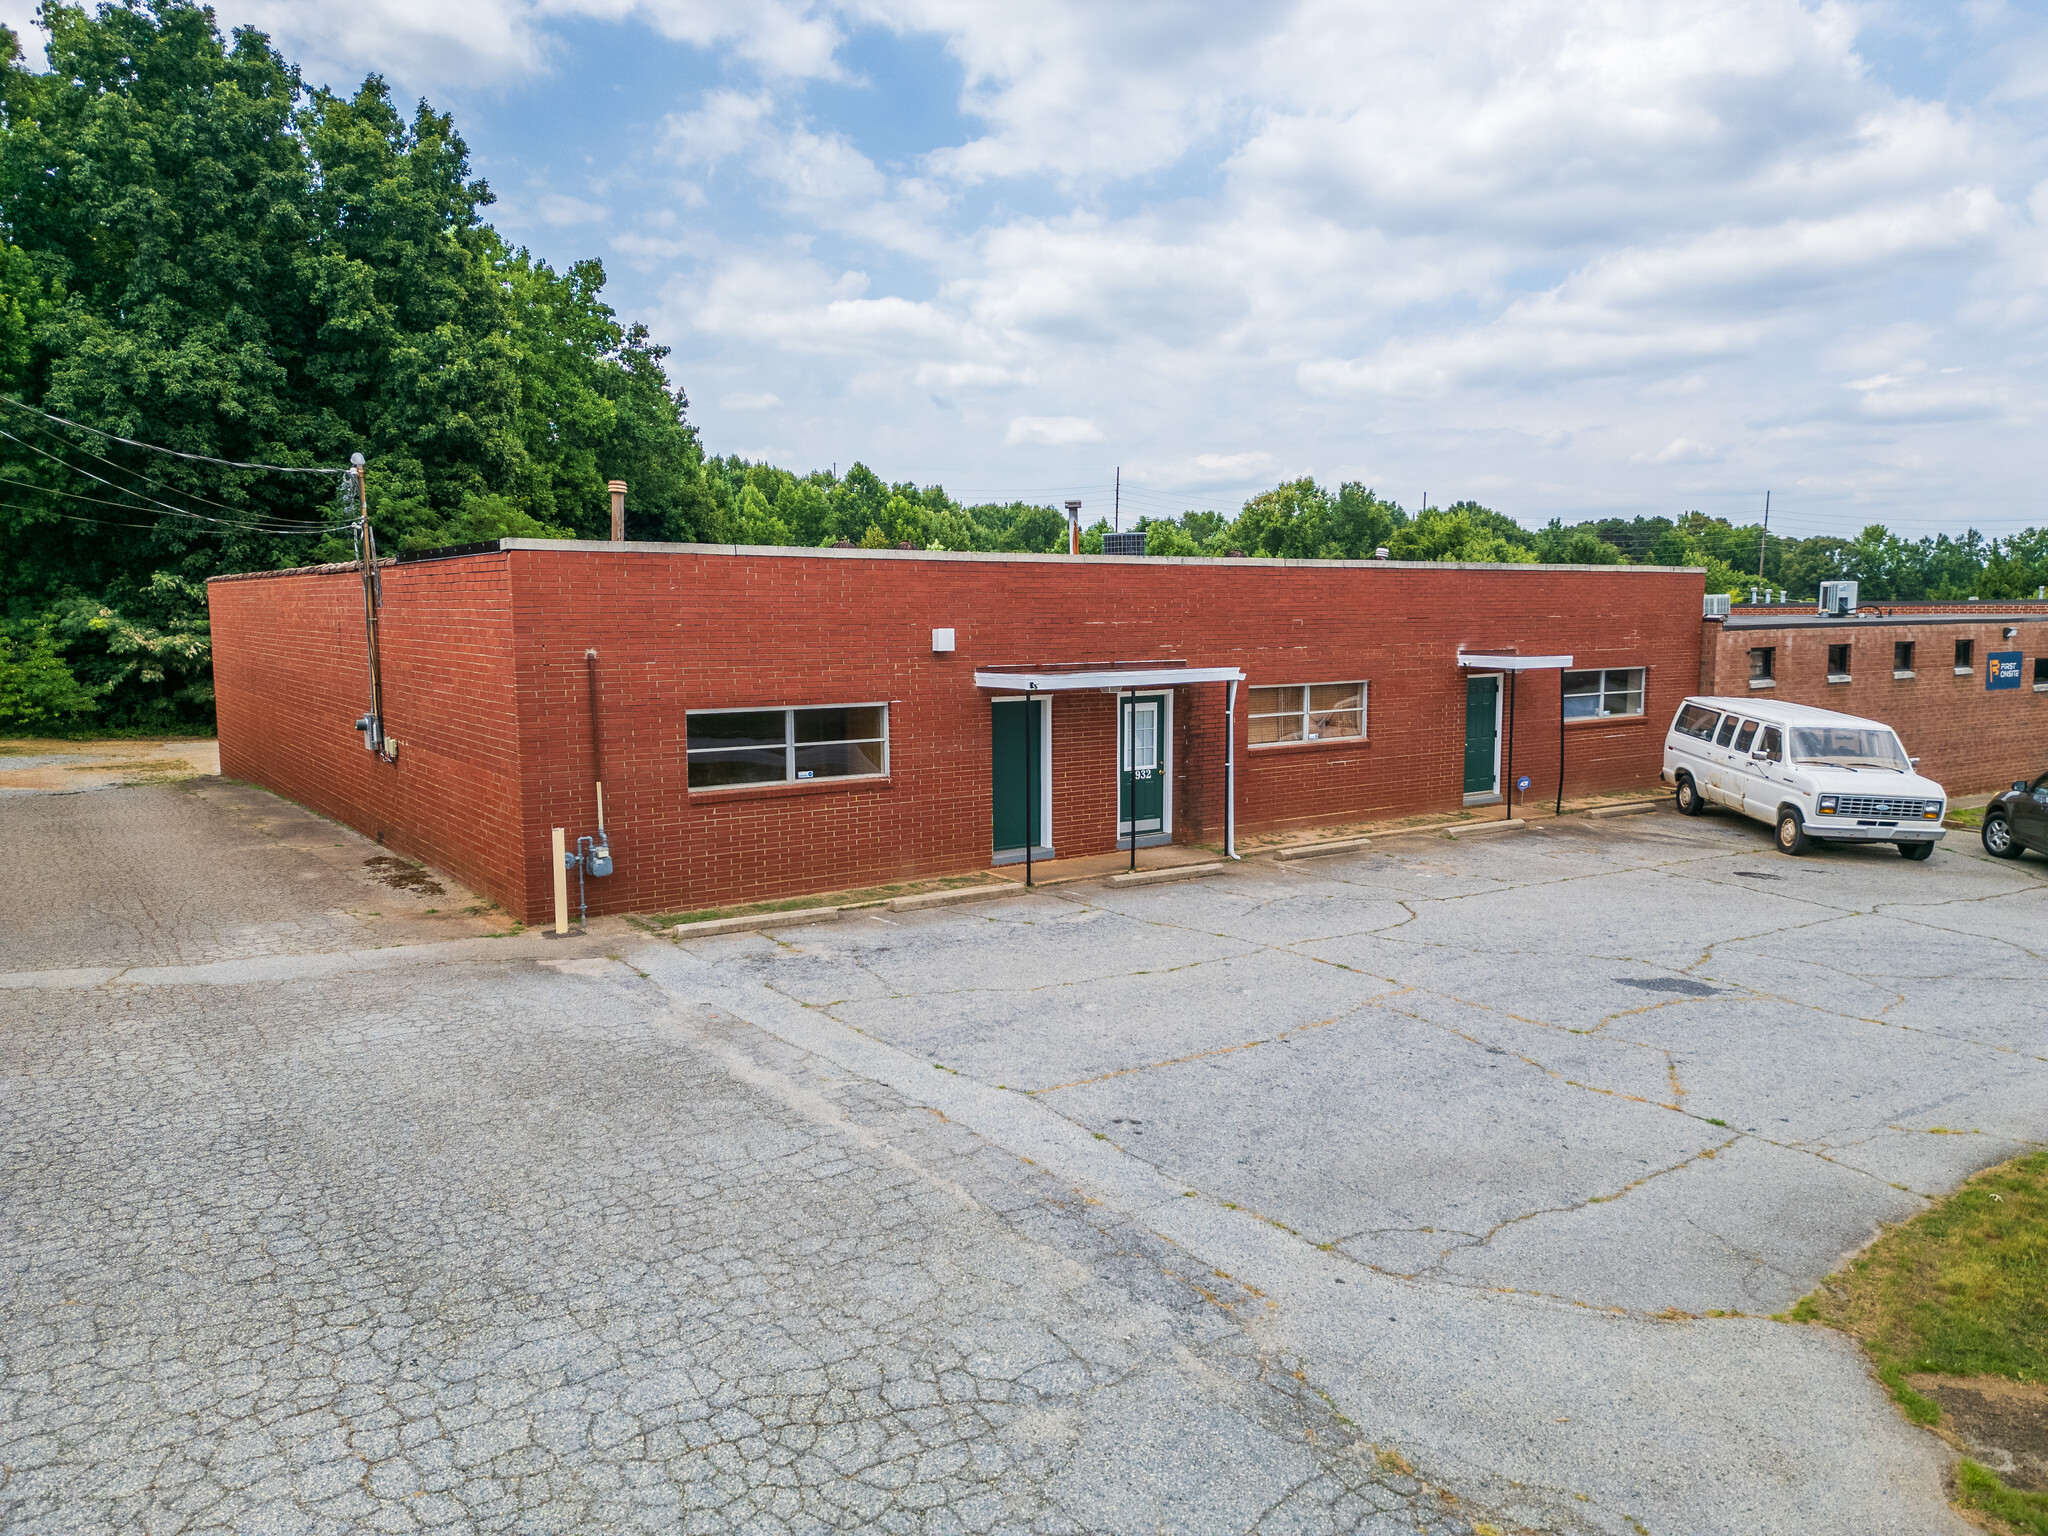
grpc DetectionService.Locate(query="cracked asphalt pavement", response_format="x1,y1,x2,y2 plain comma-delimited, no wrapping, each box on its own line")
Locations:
3,780,2042,1534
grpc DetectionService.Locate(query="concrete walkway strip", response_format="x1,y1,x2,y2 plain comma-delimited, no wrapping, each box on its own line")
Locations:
1104,861,1230,887
1586,798,1666,818
1274,835,1374,861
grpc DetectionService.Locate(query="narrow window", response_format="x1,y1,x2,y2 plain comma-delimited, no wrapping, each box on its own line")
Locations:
1249,683,1366,745
1758,726,1783,762
1563,668,1646,719
1733,719,1759,753
687,705,888,788
1893,641,1914,676
1715,716,1739,747
1748,647,1774,682
2035,657,2048,689
1955,638,1974,673
1826,644,1850,680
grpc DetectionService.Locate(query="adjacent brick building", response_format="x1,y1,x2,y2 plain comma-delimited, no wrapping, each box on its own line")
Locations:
1700,605,2048,795
210,541,1707,924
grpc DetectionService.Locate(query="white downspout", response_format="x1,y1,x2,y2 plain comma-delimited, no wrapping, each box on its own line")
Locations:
1225,677,1238,859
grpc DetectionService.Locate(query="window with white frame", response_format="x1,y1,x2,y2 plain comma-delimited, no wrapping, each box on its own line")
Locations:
1561,668,1644,720
1248,683,1366,745
687,705,888,788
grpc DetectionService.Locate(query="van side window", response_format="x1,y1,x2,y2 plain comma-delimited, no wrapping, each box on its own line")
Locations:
1674,704,1720,739
1715,717,1739,747
1758,726,1782,762
1733,720,1759,752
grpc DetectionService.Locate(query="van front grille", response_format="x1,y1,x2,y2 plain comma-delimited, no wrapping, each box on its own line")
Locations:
1834,796,1937,818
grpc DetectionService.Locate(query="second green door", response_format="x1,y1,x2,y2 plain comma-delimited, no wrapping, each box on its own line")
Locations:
1119,694,1166,836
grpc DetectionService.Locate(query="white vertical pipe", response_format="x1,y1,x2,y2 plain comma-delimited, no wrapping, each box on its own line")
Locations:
1225,678,1238,859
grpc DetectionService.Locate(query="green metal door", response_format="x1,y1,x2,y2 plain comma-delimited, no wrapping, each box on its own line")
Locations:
1119,694,1166,834
1463,676,1499,796
992,698,1045,853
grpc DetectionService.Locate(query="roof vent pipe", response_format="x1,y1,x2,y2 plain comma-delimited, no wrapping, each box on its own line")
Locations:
607,480,627,542
1065,500,1082,555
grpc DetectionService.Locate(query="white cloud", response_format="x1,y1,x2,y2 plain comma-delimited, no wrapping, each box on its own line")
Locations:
1005,416,1103,447
1634,439,1721,465
721,392,785,410
1192,452,1274,478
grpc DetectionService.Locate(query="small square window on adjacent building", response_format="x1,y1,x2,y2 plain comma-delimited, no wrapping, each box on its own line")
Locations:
1248,683,1365,744
2036,656,2048,692
1748,647,1775,685
1955,638,1974,675
1562,667,1645,719
1893,641,1915,678
687,704,888,788
1826,643,1851,682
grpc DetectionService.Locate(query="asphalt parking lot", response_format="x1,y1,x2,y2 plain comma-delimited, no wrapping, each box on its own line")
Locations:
3,777,2042,1535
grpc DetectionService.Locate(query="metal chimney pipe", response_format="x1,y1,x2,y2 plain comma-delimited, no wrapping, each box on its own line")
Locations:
1064,499,1081,556
607,480,627,542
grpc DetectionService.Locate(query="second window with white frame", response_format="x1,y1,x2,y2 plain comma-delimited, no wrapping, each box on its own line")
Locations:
1561,668,1644,720
1248,683,1366,745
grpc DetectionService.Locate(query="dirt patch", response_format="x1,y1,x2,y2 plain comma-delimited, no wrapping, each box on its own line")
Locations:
1913,1375,2048,1493
363,855,445,896
66,759,194,774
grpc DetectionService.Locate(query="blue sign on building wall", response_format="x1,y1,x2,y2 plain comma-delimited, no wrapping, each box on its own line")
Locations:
1986,651,2023,690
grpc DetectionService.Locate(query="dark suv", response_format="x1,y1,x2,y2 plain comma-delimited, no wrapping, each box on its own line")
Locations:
1981,771,2048,860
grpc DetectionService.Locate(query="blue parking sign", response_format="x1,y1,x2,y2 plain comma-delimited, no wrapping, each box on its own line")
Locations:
1986,651,2022,690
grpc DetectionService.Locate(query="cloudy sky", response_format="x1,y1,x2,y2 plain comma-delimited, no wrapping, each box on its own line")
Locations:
9,1,2048,537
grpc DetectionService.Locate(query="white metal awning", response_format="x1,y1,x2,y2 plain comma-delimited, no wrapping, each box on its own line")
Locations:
973,666,1245,691
1456,653,1574,671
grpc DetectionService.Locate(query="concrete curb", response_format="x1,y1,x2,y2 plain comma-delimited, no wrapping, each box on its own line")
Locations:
1444,818,1527,839
1585,799,1666,819
886,884,1019,913
1273,835,1374,861
673,906,841,939
1104,861,1231,887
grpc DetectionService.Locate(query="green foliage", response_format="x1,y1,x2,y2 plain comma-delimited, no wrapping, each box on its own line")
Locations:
0,619,100,724
0,0,708,725
1958,1460,2048,1536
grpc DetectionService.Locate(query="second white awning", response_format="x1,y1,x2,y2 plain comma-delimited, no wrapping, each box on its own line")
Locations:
1456,653,1574,671
974,665,1245,691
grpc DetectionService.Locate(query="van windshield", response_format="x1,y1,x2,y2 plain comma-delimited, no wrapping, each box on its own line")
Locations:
1789,726,1910,771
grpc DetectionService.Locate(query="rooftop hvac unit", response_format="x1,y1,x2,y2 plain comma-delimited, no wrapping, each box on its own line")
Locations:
1102,531,1147,556
1819,579,1858,616
1703,593,1731,618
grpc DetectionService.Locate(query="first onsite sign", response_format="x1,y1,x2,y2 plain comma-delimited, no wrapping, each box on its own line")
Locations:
1986,651,2023,690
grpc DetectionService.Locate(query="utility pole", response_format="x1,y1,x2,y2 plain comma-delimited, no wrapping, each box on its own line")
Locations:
1114,467,1120,533
1758,491,1770,581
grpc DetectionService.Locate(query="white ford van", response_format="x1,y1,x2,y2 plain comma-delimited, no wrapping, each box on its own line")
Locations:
1662,697,1946,858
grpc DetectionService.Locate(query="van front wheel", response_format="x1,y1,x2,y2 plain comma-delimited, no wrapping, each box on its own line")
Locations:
1675,775,1704,816
1776,808,1809,856
1898,841,1934,861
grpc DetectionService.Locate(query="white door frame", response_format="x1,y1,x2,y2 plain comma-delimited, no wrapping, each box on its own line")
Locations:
1462,672,1504,806
1115,689,1174,841
992,694,1054,862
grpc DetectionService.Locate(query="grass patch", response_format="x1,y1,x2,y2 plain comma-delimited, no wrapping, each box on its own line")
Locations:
1946,805,1987,829
1786,1151,2048,1527
1958,1461,2048,1536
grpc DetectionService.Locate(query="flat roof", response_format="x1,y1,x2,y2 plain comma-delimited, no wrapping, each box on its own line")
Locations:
1723,612,2048,630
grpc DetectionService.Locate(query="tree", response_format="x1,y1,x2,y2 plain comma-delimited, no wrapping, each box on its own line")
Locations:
0,621,100,725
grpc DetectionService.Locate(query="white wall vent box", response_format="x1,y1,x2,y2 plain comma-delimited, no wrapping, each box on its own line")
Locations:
931,628,956,653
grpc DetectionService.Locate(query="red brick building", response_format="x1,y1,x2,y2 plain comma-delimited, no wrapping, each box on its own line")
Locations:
1700,605,2048,795
209,541,1707,924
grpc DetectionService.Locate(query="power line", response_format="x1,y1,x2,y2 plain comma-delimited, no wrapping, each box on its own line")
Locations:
0,468,334,535
0,395,347,474
0,406,292,517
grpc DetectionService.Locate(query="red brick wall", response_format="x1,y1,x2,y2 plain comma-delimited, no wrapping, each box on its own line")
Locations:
216,547,1706,923
1700,618,2048,794
210,556,530,916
